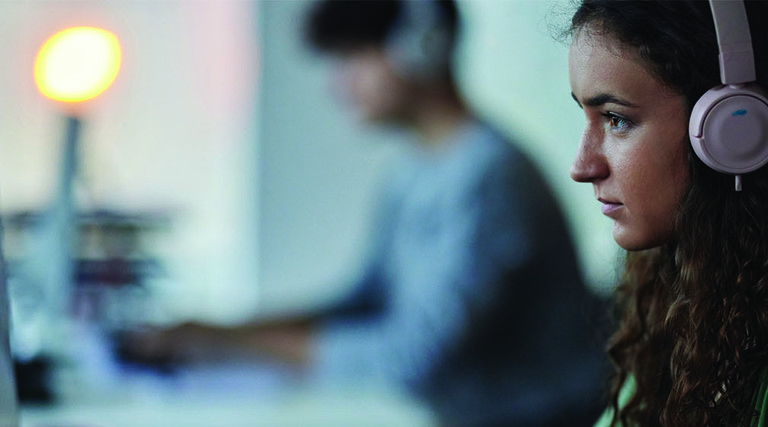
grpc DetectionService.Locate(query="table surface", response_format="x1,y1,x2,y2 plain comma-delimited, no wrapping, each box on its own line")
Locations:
19,363,437,427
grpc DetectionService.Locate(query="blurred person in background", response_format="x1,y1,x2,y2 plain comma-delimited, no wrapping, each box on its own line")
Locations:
124,1,606,425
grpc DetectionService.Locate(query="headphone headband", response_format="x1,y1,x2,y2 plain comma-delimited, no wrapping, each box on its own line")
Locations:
709,0,755,85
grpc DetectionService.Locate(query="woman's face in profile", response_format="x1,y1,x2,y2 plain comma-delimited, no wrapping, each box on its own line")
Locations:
568,30,690,251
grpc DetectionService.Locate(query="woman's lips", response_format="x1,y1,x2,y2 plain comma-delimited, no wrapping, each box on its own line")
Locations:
599,198,623,215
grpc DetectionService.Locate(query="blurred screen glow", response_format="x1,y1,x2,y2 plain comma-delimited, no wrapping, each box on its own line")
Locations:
34,26,121,103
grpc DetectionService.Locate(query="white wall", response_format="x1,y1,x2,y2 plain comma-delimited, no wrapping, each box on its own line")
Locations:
0,1,260,322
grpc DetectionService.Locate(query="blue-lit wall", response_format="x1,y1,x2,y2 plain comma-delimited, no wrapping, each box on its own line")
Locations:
255,0,619,315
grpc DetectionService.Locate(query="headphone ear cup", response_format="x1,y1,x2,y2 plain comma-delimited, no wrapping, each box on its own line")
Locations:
689,84,768,174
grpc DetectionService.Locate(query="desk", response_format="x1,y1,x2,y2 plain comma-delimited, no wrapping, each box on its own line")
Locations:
20,364,437,427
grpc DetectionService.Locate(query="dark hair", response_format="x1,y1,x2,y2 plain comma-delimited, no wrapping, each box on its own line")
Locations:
304,0,459,55
569,1,768,426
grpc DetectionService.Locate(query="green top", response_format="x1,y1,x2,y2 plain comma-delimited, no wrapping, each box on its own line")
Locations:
751,370,768,427
594,370,768,426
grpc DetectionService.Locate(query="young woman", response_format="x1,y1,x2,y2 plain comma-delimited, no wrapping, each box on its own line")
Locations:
568,1,768,426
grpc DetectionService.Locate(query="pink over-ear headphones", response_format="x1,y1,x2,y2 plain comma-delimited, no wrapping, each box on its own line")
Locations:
689,0,768,191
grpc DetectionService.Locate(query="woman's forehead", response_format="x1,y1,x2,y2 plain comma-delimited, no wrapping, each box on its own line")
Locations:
569,30,681,108
570,27,640,64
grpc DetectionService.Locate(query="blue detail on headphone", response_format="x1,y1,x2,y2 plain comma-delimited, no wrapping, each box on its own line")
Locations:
732,109,748,116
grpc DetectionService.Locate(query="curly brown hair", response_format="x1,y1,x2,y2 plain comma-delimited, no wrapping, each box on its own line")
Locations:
569,1,768,425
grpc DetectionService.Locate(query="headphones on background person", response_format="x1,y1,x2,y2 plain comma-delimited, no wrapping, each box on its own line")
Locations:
689,0,768,191
385,0,453,82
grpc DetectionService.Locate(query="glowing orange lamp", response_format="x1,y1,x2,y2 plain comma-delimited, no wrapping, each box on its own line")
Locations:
35,26,121,105
28,27,122,330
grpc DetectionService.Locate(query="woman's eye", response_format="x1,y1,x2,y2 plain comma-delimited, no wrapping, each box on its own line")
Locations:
602,112,632,132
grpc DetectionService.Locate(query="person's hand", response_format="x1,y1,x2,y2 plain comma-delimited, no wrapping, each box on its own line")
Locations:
115,321,223,366
251,319,314,366
115,317,317,367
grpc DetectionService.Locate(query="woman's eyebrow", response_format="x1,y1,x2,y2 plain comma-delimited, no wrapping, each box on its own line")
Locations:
574,92,639,108
571,92,583,108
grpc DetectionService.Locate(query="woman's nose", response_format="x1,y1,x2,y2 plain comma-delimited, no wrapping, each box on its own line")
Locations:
570,129,608,183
